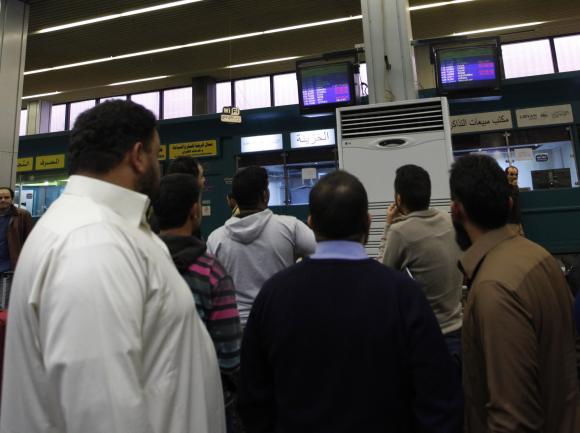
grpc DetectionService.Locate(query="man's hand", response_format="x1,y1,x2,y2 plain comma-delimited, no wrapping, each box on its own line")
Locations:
386,203,400,225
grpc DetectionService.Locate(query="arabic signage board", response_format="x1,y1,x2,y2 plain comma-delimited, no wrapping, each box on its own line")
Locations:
35,154,65,171
241,134,283,153
290,128,336,149
169,140,218,159
450,110,513,134
516,104,574,128
158,145,167,160
16,157,34,172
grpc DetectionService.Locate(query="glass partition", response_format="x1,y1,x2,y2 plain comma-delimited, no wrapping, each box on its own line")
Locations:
14,172,68,218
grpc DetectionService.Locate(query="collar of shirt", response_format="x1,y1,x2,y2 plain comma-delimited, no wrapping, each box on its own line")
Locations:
310,240,369,260
459,225,517,282
64,175,150,228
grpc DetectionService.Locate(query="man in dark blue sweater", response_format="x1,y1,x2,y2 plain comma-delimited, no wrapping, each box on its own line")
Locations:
239,170,463,433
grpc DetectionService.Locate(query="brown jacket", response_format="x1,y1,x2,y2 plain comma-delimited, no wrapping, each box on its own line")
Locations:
5,206,33,270
460,226,579,433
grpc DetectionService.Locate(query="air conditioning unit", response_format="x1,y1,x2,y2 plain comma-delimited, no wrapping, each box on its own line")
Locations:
337,97,454,258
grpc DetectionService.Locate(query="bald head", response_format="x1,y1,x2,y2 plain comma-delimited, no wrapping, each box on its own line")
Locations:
309,170,369,242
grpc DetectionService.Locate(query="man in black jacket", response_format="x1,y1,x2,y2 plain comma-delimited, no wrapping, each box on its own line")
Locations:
239,170,463,433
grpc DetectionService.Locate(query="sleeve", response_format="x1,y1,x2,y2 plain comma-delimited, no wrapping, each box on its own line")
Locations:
293,220,316,258
238,285,275,433
39,239,155,433
376,222,389,262
382,227,406,270
399,277,464,433
21,209,33,241
206,230,218,255
473,282,544,432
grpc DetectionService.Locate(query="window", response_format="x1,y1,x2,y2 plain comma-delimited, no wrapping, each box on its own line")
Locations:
215,82,232,113
502,39,555,79
554,34,580,73
49,104,67,132
163,87,193,119
273,73,298,106
234,76,271,110
69,100,96,129
19,109,28,136
131,91,160,118
99,95,127,103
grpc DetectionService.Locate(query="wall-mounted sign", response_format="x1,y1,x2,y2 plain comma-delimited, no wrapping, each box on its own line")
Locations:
290,128,336,149
301,168,317,181
535,153,549,162
241,134,283,153
221,106,242,124
450,110,513,134
169,140,218,159
16,157,34,172
516,104,574,128
158,145,167,160
515,148,533,161
36,154,65,171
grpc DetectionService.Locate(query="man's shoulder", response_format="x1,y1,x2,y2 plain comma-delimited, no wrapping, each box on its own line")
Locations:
188,252,229,280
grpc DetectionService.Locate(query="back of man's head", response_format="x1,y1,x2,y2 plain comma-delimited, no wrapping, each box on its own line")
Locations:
153,174,200,230
69,100,157,175
394,164,431,212
450,154,511,230
232,166,268,209
167,156,201,177
309,170,369,242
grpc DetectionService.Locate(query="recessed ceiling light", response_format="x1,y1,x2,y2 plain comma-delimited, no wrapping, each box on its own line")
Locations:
226,56,301,69
22,91,61,100
108,76,169,86
35,0,205,34
24,15,363,76
410,0,475,11
452,21,547,36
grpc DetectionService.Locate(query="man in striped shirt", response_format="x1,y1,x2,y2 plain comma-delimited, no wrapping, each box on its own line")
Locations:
153,173,242,408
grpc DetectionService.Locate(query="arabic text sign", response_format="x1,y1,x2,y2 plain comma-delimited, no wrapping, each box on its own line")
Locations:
158,145,167,160
241,134,283,153
35,154,65,171
290,128,336,149
516,104,574,128
16,157,34,172
169,140,218,159
450,111,513,134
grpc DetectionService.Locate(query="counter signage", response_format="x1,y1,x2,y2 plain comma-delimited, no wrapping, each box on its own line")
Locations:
36,154,65,171
516,104,574,128
158,145,167,160
450,111,513,134
241,134,283,153
535,153,549,162
16,157,34,172
290,128,336,149
169,140,218,159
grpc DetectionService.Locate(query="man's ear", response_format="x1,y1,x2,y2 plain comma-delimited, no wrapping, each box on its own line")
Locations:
128,141,148,174
262,189,270,206
451,200,464,221
307,215,313,229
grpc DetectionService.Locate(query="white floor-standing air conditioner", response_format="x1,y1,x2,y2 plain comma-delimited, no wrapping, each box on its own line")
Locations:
337,97,454,258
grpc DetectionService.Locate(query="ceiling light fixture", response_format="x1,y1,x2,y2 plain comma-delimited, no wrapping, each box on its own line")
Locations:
22,91,61,100
108,76,169,86
410,0,475,11
35,0,205,34
226,56,301,69
452,21,547,36
24,15,363,75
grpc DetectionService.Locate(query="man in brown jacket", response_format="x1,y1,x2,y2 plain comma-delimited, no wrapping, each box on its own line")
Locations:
0,187,33,273
450,154,579,433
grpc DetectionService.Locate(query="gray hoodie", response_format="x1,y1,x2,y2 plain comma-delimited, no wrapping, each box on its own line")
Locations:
207,209,316,324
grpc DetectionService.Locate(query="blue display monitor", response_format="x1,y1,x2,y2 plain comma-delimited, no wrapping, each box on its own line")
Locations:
435,45,501,97
297,62,356,113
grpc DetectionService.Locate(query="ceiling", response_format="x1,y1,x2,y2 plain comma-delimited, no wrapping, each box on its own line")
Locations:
22,0,580,104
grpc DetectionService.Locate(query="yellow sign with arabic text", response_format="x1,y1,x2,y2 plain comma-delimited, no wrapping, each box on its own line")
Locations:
169,140,218,159
158,145,167,160
36,154,66,171
16,157,34,172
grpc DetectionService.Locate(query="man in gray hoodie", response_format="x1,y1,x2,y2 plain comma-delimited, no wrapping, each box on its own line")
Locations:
207,166,316,326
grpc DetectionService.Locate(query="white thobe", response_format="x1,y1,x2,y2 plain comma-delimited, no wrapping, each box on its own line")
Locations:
0,175,225,433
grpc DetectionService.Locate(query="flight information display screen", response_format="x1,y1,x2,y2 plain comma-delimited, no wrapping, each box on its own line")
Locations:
436,46,500,93
299,63,353,108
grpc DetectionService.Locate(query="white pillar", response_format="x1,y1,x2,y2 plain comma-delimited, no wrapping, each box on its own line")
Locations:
0,0,29,187
360,0,417,103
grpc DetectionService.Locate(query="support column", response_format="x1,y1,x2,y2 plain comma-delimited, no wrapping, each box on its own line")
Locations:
192,76,217,115
0,0,29,187
360,0,417,103
26,100,52,135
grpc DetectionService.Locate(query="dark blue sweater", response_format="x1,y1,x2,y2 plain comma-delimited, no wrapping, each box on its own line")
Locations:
239,258,463,433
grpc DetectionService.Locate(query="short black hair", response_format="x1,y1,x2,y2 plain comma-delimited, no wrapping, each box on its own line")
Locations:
309,170,368,241
69,100,157,174
450,154,511,230
232,166,268,209
152,174,200,230
167,156,201,177
0,187,14,199
394,164,431,212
